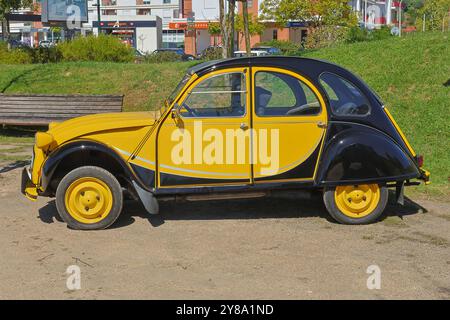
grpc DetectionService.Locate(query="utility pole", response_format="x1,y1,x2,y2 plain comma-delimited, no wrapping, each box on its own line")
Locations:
364,0,367,28
423,14,426,32
398,0,403,37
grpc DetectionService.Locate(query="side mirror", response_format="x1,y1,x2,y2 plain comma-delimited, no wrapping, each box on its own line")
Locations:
171,103,181,119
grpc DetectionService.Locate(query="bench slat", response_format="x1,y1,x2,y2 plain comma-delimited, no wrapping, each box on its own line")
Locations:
0,94,124,126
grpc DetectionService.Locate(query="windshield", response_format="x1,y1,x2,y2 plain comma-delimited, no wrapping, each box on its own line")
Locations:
155,73,192,120
167,73,192,106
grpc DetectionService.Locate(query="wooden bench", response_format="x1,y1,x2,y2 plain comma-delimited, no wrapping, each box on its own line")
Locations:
0,94,124,126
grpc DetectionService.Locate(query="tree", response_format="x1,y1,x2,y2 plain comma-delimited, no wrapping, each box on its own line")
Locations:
1,0,33,41
240,0,251,55
260,0,357,28
235,13,265,53
418,0,450,31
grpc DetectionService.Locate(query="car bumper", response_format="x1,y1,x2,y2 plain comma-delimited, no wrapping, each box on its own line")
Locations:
21,167,38,201
419,168,431,185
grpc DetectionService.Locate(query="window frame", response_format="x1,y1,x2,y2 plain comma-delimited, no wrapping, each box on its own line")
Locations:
319,71,372,118
253,70,323,118
178,71,248,119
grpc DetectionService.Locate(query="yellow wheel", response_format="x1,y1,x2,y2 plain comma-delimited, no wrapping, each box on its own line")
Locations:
323,184,388,224
64,177,113,224
56,166,123,230
334,184,380,219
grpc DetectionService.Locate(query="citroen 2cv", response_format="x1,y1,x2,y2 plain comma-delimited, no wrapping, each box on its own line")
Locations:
22,57,430,230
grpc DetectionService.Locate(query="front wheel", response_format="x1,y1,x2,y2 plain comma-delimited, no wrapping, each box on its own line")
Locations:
323,184,388,224
56,166,123,230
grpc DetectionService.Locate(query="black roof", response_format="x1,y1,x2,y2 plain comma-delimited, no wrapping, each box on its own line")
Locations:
188,56,347,80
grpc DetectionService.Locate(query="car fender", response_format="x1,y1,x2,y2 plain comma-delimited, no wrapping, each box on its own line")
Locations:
41,140,146,192
316,123,420,185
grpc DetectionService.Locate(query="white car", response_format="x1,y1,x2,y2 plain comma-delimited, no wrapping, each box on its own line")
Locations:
233,50,268,57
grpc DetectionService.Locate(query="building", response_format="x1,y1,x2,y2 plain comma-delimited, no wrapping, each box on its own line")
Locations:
350,0,404,28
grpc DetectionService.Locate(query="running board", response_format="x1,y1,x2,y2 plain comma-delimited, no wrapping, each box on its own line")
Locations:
159,191,268,202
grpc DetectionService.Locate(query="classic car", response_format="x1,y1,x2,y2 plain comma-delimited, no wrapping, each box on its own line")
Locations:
22,57,430,230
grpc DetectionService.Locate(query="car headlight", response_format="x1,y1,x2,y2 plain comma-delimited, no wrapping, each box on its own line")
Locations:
35,132,54,149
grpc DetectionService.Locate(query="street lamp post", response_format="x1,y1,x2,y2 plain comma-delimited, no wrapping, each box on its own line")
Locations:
96,0,102,34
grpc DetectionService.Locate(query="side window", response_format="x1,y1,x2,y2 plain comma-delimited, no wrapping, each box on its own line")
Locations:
319,72,371,116
180,72,246,117
254,71,321,116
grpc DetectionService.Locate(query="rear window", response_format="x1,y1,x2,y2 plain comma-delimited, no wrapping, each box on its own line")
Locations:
319,72,371,116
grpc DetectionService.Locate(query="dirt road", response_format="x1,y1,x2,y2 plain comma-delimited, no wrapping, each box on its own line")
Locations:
0,165,449,299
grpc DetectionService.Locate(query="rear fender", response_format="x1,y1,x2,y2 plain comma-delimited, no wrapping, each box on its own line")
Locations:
317,123,420,185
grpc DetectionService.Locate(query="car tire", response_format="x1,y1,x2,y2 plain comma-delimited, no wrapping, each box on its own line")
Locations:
55,166,123,230
323,184,388,224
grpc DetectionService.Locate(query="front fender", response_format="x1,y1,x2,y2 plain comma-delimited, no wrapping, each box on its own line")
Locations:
317,123,420,185
40,140,144,192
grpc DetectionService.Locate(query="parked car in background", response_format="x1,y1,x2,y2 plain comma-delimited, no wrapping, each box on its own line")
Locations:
251,46,281,55
39,40,56,48
234,50,268,57
152,48,196,61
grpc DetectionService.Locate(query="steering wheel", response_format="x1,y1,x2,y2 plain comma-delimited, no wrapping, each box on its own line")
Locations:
181,102,198,117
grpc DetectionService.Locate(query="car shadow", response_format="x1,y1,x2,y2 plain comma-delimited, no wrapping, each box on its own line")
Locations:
37,190,428,229
0,160,30,173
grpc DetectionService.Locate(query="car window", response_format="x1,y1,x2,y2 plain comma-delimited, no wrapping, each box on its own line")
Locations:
180,72,246,118
319,72,371,116
254,71,321,117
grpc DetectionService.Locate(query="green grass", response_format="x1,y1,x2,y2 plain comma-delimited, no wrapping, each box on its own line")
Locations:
0,61,196,111
0,32,448,197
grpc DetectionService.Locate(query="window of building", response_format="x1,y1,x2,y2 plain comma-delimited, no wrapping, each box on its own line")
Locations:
254,71,321,116
162,29,185,48
319,72,371,116
180,73,246,118
272,29,278,40
137,9,151,15
163,0,171,4
143,0,151,4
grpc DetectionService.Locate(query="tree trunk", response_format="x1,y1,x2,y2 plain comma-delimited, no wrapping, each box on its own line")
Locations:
227,0,236,58
242,0,251,55
219,0,228,59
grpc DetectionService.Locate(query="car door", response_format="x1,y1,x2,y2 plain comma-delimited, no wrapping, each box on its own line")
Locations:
251,67,328,182
157,67,252,188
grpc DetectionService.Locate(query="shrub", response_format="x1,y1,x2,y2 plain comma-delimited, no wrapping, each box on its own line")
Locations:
346,26,370,43
370,26,392,41
25,46,63,63
256,40,301,55
305,26,348,49
346,26,393,43
144,51,180,63
200,46,223,60
0,42,32,64
58,35,134,62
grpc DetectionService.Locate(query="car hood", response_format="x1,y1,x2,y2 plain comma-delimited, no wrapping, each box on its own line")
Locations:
48,112,156,145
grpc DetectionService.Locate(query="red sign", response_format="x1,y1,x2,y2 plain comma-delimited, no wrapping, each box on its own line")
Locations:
169,22,209,30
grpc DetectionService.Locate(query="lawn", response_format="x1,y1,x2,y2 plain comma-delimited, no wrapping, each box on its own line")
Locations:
0,32,448,196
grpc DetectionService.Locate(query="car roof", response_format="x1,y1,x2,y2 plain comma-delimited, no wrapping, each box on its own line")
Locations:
188,56,344,79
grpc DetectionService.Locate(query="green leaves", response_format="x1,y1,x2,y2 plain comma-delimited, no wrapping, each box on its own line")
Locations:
260,0,357,28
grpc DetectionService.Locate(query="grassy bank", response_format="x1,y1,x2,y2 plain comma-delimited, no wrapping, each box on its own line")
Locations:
0,32,448,196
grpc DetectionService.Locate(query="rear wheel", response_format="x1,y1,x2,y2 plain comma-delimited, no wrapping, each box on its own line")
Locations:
56,166,123,230
323,184,388,224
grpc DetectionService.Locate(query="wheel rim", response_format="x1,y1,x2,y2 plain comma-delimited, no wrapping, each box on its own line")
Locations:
334,184,380,218
64,177,113,224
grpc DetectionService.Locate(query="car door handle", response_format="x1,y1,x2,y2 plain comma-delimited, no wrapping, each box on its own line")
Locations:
317,121,327,128
240,123,249,130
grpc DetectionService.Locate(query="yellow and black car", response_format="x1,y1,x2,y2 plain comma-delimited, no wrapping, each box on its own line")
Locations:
22,57,430,230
